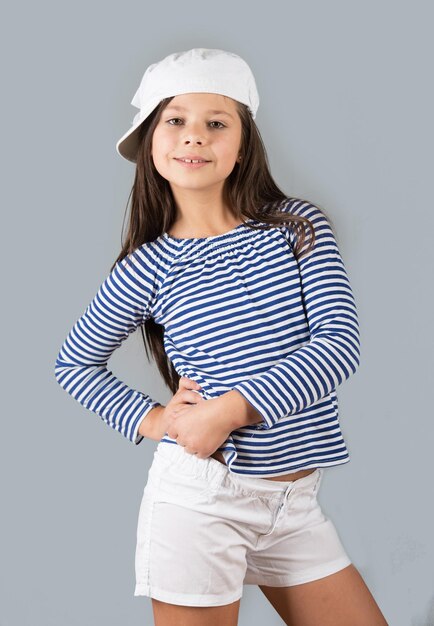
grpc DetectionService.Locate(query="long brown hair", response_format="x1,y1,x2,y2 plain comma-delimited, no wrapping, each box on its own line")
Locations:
111,96,333,395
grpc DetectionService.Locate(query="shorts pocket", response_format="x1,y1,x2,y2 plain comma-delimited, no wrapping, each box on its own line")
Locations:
147,460,214,506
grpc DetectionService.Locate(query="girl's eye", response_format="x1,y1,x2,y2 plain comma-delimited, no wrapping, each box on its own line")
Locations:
166,118,225,129
209,121,225,129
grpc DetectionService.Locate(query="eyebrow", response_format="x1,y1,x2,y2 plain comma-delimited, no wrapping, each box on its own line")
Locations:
163,105,235,119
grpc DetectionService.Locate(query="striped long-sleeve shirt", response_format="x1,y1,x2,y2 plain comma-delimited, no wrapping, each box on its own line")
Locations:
54,197,360,477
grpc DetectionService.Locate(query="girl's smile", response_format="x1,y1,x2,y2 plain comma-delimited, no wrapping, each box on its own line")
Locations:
173,157,211,169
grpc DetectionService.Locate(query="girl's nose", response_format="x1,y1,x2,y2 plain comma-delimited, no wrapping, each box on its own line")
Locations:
182,124,207,145
184,138,203,145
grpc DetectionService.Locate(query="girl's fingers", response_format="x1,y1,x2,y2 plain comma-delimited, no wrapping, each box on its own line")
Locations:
178,376,202,391
172,389,205,409
172,378,204,407
179,389,205,405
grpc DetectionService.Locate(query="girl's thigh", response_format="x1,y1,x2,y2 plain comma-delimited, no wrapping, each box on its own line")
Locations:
258,564,388,626
152,597,241,626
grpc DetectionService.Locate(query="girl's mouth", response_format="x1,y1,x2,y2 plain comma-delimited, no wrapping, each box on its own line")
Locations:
174,158,211,169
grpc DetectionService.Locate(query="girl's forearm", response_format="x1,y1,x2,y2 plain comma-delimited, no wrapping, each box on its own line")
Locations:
138,405,167,441
219,390,264,430
139,390,263,443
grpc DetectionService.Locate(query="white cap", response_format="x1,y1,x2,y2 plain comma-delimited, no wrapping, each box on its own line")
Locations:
116,48,260,163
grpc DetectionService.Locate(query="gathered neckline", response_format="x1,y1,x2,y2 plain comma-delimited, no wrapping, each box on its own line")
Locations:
162,218,257,243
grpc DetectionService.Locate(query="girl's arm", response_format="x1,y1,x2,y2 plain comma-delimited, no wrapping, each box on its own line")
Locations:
230,200,361,430
54,248,162,445
138,404,167,441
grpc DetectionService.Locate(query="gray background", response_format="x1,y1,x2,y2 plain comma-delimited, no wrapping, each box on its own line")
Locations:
1,0,433,624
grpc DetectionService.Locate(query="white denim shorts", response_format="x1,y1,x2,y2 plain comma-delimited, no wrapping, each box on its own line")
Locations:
134,441,352,607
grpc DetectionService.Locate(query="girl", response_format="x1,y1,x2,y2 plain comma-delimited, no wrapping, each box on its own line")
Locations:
54,48,388,625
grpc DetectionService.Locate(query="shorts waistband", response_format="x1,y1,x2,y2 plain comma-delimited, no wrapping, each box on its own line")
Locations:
154,441,322,497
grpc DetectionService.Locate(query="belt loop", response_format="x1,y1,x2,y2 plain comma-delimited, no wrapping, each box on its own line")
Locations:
311,468,323,496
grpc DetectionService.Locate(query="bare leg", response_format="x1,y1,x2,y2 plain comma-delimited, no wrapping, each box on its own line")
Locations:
151,597,241,626
259,564,388,626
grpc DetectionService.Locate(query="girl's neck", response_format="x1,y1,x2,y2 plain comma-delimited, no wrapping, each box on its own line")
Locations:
169,192,242,239
167,215,245,239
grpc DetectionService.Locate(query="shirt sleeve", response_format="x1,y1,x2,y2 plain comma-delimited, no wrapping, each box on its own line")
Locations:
54,247,162,445
232,199,361,430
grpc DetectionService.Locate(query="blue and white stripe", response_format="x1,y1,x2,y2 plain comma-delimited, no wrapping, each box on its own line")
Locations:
54,197,360,477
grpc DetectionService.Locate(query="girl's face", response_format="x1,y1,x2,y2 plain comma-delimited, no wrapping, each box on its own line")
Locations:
151,92,242,196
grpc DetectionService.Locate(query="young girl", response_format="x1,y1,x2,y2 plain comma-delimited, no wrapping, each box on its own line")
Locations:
54,48,388,625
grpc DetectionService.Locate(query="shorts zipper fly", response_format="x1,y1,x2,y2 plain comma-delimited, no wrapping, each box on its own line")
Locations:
262,483,293,536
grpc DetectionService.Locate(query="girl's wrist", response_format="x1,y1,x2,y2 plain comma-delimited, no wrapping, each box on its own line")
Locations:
219,390,263,430
138,405,166,441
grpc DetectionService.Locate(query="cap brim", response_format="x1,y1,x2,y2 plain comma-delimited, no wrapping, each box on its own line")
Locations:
116,100,159,163
116,119,143,163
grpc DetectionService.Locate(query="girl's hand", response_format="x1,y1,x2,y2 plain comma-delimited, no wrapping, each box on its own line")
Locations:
151,377,205,441
166,380,232,458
